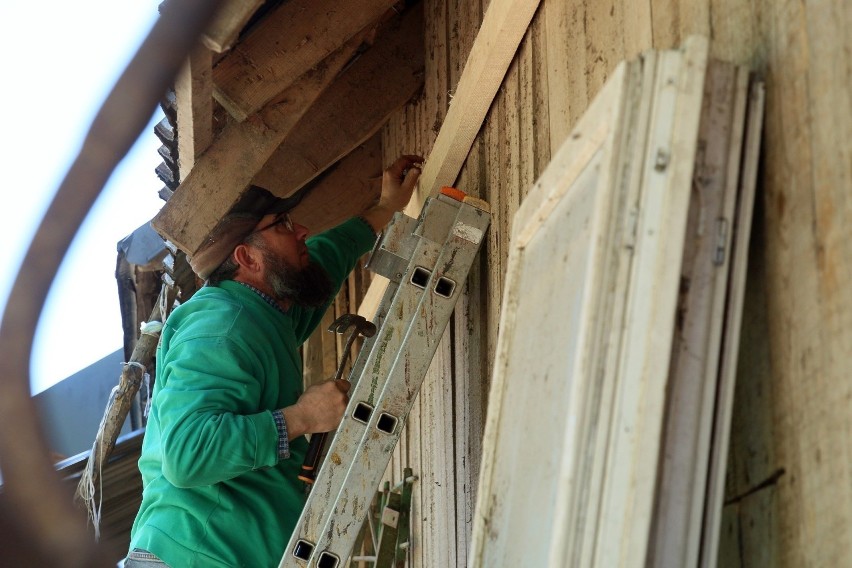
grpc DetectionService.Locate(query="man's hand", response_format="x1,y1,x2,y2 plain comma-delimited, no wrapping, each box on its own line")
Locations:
281,379,350,440
362,154,424,232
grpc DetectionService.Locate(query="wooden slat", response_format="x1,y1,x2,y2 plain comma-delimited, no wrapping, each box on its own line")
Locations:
543,0,573,150
251,4,425,199
201,0,264,53
212,0,397,120
446,4,486,563
151,34,364,256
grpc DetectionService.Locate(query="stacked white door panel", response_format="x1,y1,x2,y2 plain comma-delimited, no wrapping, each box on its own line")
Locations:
470,35,763,568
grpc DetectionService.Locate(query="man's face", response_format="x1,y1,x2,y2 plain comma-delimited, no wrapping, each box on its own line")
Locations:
248,213,333,307
249,212,310,269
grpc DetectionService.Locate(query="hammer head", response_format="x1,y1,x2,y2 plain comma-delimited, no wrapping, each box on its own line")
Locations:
328,313,377,338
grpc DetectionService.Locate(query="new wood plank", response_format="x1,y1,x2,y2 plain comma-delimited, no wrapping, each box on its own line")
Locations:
407,0,543,213
212,0,397,120
151,36,362,256
251,4,424,199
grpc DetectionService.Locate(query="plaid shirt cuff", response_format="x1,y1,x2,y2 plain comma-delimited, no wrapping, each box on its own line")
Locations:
272,409,291,460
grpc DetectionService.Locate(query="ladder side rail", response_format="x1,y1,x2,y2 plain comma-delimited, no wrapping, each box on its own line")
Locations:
311,203,490,565
283,203,454,561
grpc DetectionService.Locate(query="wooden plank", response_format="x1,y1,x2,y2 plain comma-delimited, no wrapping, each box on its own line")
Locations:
446,6,486,560
623,0,652,58
175,45,214,180
482,91,504,389
527,10,551,182
151,36,362,256
201,0,264,53
542,0,573,150
584,0,621,99
287,134,383,236
251,4,424,199
422,0,449,154
407,0,543,214
212,0,397,120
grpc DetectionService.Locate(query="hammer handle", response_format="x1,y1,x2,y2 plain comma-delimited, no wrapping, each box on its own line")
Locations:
299,318,370,485
298,431,328,484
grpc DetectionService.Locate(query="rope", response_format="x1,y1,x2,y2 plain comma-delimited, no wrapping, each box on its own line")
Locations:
75,361,148,540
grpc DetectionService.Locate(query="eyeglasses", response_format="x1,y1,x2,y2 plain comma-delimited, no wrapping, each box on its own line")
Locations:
249,212,295,237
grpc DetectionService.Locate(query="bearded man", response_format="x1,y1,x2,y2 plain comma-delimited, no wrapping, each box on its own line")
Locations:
125,155,422,567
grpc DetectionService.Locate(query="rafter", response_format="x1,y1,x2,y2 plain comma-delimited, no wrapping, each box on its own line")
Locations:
151,34,366,256
212,0,399,120
252,4,424,198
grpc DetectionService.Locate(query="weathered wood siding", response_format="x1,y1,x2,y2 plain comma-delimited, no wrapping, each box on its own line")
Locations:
367,0,850,565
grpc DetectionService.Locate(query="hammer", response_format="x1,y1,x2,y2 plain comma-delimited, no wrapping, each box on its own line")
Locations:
299,314,377,485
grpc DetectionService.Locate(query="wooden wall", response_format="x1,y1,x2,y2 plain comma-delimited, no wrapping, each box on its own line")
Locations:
338,0,850,565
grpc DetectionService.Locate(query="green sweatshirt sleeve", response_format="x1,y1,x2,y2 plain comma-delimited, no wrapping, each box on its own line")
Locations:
155,334,279,488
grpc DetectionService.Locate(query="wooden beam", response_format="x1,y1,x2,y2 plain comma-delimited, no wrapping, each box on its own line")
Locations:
175,45,214,180
251,4,424,198
288,134,383,236
151,35,363,256
201,0,264,53
212,0,398,120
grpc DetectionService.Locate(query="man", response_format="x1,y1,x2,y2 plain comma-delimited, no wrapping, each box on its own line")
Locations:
125,155,423,567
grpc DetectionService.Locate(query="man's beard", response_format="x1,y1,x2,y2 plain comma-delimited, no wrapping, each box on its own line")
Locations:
261,248,334,308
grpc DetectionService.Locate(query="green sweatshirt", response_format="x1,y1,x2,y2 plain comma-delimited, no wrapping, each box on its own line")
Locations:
129,217,376,567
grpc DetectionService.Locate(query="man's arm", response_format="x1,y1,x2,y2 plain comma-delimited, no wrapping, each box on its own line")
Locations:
360,154,423,233
282,154,423,444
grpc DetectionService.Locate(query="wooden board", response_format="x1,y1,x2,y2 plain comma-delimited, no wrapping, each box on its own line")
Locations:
175,45,214,179
468,36,709,568
406,0,543,213
287,134,383,236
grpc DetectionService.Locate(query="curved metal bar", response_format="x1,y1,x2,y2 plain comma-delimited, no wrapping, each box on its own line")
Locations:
0,0,224,564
